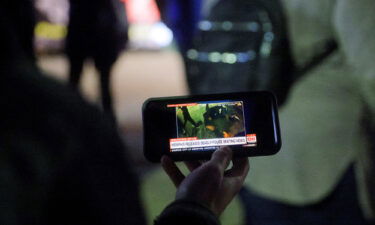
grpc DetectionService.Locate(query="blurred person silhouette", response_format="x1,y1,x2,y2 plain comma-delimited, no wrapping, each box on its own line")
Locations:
238,0,375,225
159,0,375,224
156,0,203,53
1,0,36,61
158,0,294,106
66,0,128,121
0,2,249,225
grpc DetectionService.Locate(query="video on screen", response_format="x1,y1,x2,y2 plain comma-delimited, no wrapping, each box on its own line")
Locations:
168,101,257,152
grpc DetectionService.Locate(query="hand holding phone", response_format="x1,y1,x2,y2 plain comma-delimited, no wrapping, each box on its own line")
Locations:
143,91,281,162
161,146,249,216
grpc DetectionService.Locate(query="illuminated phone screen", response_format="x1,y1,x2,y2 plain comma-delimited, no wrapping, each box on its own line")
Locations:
143,91,281,162
167,100,257,152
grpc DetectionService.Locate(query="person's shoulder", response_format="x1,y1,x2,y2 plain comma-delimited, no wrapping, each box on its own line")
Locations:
0,66,119,153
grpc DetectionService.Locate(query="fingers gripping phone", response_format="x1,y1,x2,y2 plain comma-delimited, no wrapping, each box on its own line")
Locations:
142,91,281,162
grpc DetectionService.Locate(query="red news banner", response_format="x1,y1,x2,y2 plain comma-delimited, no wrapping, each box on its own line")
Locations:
170,134,257,150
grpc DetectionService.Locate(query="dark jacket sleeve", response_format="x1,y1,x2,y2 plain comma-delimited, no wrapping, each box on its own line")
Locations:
154,199,220,225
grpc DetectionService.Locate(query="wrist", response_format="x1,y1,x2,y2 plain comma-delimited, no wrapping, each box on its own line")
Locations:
155,199,219,225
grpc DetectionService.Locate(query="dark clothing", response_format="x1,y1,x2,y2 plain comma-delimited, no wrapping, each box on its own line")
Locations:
0,66,221,225
157,0,202,52
0,63,220,225
0,65,146,225
0,2,220,224
1,0,35,61
155,200,219,225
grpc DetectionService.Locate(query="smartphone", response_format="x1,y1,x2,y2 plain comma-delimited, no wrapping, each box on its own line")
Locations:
142,91,281,162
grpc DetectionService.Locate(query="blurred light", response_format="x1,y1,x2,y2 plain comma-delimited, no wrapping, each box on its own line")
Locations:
264,32,274,41
34,21,67,40
187,49,198,59
199,21,213,31
128,21,174,49
237,51,256,62
124,0,160,24
222,53,237,64
186,49,258,64
187,50,257,64
222,21,233,31
260,42,272,57
198,21,263,32
149,22,173,48
208,52,221,62
198,52,209,61
247,22,259,32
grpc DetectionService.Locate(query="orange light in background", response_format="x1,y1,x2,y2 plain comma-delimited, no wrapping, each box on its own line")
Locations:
122,0,160,24
122,0,173,49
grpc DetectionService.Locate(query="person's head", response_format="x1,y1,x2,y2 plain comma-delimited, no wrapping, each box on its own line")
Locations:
0,0,38,85
0,0,36,62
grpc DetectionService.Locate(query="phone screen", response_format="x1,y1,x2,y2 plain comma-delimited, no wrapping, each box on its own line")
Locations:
143,91,281,162
168,100,257,152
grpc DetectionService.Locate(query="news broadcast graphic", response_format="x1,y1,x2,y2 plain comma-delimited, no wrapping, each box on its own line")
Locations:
168,101,257,152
